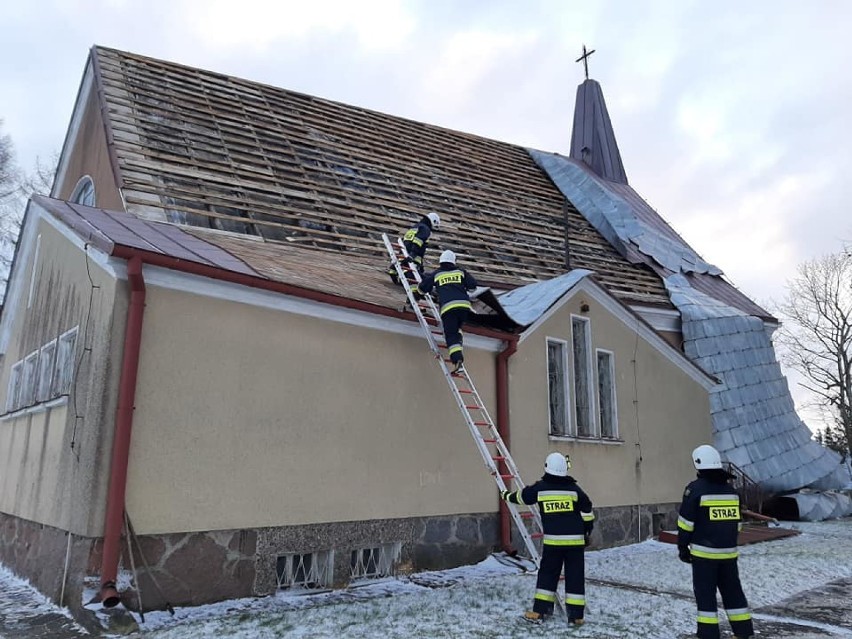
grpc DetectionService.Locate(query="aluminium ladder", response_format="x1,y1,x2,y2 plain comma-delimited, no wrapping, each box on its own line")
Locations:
381,233,544,567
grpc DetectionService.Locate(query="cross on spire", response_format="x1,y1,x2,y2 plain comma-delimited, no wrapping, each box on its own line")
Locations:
575,44,596,80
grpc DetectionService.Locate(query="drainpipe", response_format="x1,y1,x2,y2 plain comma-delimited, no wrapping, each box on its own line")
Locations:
100,255,146,607
496,335,519,551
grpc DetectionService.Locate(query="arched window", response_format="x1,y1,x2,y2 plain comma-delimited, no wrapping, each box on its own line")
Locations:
70,176,96,206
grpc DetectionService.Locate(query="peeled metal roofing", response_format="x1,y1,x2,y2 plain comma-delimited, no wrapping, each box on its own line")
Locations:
528,150,721,276
790,491,852,521
527,150,771,320
496,269,594,326
666,273,847,493
529,150,845,493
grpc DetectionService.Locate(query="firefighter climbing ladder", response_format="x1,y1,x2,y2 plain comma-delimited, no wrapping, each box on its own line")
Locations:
381,233,544,567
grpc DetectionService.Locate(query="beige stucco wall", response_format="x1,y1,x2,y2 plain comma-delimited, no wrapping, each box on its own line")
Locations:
0,213,122,535
126,285,499,534
52,80,123,211
507,287,713,508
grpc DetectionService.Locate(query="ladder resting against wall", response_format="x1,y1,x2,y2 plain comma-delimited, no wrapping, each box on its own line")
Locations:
381,233,543,567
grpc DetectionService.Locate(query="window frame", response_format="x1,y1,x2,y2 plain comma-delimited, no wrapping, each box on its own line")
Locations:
70,176,96,207
570,314,597,438
21,351,39,408
6,361,23,412
596,348,619,439
546,337,572,436
36,339,58,403
54,327,79,396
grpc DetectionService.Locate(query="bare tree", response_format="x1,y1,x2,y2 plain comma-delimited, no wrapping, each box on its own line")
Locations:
0,121,23,290
774,250,852,461
0,120,56,300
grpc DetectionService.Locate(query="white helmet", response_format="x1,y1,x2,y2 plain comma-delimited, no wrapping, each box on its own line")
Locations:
439,249,456,264
544,452,570,477
692,444,722,470
427,212,441,228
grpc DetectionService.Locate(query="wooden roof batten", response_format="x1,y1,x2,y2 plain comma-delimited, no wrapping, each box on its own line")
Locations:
92,46,673,307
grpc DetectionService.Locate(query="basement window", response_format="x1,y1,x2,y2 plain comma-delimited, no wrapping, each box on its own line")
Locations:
276,551,333,591
350,542,401,581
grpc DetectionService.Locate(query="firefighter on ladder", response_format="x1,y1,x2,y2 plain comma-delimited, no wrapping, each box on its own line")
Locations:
500,452,594,626
387,211,441,284
414,249,477,373
678,444,754,639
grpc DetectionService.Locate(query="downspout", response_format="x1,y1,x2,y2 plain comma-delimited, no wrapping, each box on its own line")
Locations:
100,255,146,607
496,334,519,552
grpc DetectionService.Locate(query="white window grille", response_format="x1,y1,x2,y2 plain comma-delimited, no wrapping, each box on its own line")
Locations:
350,542,401,581
597,349,618,439
547,339,570,436
54,327,78,396
70,176,96,207
276,551,333,591
21,352,39,408
572,316,595,437
37,340,57,402
6,361,23,412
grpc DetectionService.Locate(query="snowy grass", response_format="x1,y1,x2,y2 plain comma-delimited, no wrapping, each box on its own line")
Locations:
3,519,851,638
125,519,852,639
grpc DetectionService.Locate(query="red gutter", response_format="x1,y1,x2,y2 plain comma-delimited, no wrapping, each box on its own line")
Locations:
109,245,510,342
496,335,519,552
100,256,146,607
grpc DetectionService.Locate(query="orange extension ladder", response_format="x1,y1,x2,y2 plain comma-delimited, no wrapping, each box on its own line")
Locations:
381,233,543,567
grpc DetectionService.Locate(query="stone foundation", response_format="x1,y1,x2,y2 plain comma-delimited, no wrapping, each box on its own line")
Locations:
0,504,676,615
0,512,98,619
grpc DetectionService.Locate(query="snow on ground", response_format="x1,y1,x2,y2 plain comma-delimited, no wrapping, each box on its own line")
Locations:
0,562,78,622
120,519,852,639
3,519,851,638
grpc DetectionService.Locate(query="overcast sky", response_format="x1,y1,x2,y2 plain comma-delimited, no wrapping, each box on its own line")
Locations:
2,1,850,419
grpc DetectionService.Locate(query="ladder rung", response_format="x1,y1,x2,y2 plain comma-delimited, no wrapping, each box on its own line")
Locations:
458,389,473,394
499,474,515,480
530,532,544,539
492,456,506,462
519,512,534,519
464,404,480,410
482,438,497,443
473,421,490,426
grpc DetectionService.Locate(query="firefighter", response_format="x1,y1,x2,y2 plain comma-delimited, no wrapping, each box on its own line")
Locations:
415,249,477,373
387,212,441,284
678,444,754,639
500,452,594,626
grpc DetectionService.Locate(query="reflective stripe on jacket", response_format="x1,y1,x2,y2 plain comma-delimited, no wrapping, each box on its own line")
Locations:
417,265,477,315
502,474,594,542
677,475,741,559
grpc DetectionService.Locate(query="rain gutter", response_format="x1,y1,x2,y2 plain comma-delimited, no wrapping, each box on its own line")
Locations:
496,334,519,551
99,255,145,607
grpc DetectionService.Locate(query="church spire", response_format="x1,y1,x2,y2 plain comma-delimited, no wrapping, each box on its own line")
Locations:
569,46,628,184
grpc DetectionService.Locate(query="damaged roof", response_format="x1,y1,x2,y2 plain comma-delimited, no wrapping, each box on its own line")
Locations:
89,46,671,309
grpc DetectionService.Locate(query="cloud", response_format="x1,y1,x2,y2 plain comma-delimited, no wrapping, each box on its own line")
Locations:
183,0,416,52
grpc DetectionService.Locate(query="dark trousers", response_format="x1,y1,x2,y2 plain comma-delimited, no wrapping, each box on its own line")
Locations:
440,308,468,364
693,558,753,638
533,546,585,620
